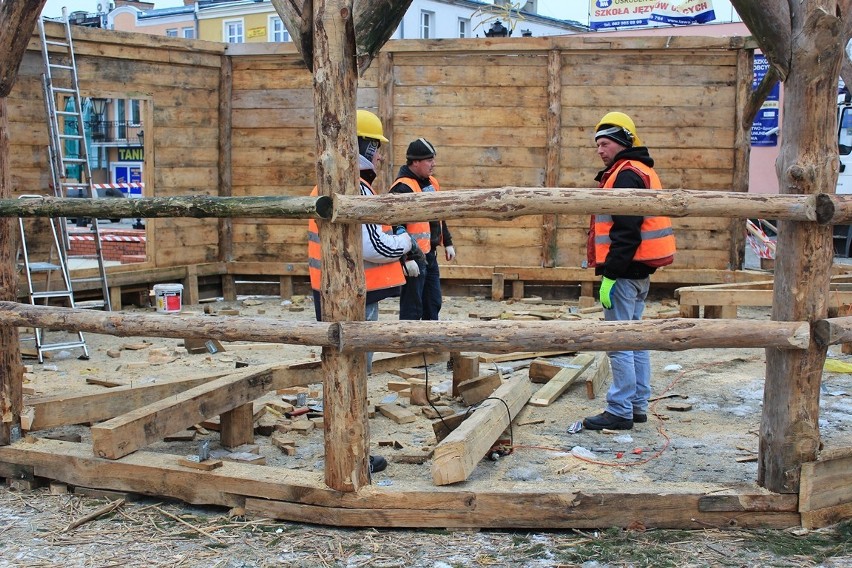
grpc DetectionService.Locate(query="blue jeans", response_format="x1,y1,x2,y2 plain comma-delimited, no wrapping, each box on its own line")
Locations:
603,277,651,419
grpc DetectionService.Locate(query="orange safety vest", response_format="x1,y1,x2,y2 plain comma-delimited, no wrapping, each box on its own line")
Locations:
308,185,405,293
593,160,676,266
392,176,441,254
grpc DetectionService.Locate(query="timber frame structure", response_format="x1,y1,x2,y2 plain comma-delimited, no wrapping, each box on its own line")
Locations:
0,1,850,530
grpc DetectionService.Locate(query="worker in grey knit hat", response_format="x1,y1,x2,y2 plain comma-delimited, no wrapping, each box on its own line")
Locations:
389,138,456,321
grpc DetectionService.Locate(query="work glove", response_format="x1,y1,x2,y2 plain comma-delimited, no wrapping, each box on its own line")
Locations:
599,277,616,310
409,238,426,264
445,245,456,262
403,260,420,278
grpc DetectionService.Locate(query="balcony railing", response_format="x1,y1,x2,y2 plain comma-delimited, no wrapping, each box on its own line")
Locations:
84,121,144,145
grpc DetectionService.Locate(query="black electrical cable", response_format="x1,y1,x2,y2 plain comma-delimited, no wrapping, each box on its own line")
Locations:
423,353,513,448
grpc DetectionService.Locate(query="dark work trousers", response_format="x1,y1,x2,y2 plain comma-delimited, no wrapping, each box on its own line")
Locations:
422,250,442,321
398,256,428,320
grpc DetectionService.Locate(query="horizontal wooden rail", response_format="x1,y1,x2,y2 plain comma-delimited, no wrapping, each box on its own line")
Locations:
336,319,810,353
0,302,337,347
5,190,852,226
0,195,332,219
332,187,843,224
0,302,811,353
813,315,852,346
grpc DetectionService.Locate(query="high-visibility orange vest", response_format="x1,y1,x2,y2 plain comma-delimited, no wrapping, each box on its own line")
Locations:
308,185,405,293
594,160,676,266
392,175,441,254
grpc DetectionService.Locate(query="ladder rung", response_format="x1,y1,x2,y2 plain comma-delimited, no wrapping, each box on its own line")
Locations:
56,110,78,116
61,158,87,163
75,300,106,310
71,275,106,282
59,134,84,140
26,262,62,272
40,340,88,352
45,40,70,47
31,291,74,300
49,63,74,70
52,87,76,93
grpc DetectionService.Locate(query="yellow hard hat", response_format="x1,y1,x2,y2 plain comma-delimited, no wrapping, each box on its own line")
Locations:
595,111,642,147
356,110,389,143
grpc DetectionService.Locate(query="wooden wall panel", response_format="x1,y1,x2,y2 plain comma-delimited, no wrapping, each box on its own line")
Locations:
9,27,747,275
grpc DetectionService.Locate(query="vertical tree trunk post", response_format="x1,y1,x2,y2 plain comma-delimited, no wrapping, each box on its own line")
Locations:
760,3,843,493
0,0,47,446
313,0,369,492
0,98,22,446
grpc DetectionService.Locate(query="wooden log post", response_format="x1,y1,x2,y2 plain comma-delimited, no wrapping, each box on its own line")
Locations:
541,49,561,268
0,0,46,446
313,0,369,492
756,3,844,494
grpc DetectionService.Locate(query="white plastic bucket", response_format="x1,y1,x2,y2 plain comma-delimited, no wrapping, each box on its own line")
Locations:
153,283,183,313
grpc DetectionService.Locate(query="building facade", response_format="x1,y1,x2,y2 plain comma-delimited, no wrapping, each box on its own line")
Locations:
102,0,586,42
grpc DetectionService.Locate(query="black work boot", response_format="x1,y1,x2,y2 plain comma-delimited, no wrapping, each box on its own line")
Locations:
369,455,387,473
582,411,633,431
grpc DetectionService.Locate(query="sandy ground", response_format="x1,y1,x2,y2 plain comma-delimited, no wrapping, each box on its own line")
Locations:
18,293,852,495
5,287,852,567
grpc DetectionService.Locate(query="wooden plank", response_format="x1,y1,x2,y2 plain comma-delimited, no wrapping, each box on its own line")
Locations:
26,373,230,430
457,373,502,406
529,354,595,407
799,453,852,512
432,375,532,486
586,355,611,400
220,402,254,449
0,439,801,530
90,362,321,459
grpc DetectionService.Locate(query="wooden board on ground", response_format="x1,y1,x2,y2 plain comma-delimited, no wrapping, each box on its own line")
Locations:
432,375,532,485
457,372,502,406
586,355,611,400
478,351,574,364
529,354,595,407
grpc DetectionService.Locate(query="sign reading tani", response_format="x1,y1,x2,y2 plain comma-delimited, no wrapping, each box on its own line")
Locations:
589,0,716,30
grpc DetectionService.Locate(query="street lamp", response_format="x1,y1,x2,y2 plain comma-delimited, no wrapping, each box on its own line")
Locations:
484,19,510,37
90,97,108,140
137,129,144,146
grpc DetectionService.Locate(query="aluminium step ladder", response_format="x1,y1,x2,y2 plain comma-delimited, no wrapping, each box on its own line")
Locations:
37,7,112,312
17,195,89,363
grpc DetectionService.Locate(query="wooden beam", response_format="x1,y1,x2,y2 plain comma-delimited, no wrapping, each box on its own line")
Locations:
25,372,230,430
541,49,561,268
217,53,234,266
331,187,834,225
431,375,531,486
337,318,811,354
799,452,852,514
0,302,337,347
528,353,594,407
0,439,802,529
814,315,852,346
90,363,320,459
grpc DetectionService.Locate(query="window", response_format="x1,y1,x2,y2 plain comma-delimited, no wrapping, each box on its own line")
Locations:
421,11,434,39
458,18,470,38
182,27,195,39
165,28,177,37
270,16,290,42
224,19,244,43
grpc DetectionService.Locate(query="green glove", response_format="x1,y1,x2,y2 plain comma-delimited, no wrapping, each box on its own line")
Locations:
599,277,616,309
